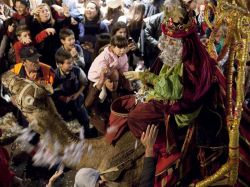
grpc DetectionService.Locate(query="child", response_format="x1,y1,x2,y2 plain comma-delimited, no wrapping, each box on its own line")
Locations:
53,48,92,138
5,0,32,41
88,35,129,83
13,24,51,63
59,28,85,70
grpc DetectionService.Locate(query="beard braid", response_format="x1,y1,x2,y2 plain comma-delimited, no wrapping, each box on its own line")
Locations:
159,34,183,67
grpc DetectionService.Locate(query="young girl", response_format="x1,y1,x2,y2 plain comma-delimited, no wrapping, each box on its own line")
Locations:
88,35,128,83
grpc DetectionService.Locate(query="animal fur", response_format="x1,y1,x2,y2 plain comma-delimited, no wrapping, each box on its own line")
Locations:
1,71,144,186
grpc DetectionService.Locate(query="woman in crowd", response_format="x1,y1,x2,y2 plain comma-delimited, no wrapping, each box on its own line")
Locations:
127,2,146,66
80,1,109,72
30,3,71,68
103,0,124,30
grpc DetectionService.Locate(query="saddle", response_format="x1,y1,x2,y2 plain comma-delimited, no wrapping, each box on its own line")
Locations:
99,131,145,182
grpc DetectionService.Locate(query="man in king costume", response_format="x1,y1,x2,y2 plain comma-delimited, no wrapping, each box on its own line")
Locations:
124,0,228,185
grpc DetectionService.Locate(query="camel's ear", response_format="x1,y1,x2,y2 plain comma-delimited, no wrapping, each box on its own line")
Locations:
43,84,54,95
34,85,53,99
34,87,47,99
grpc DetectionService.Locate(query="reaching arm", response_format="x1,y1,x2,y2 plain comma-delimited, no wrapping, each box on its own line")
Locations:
139,125,158,187
124,63,184,100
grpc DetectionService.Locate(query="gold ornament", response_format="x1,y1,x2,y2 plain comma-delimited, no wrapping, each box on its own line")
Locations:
195,0,250,186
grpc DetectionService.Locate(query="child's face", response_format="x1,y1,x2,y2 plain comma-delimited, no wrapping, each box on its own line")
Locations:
115,28,127,38
61,35,75,51
18,31,31,43
59,58,74,74
15,1,27,15
111,46,126,57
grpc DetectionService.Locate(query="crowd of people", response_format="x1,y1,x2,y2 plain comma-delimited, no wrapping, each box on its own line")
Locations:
0,0,249,186
0,0,224,133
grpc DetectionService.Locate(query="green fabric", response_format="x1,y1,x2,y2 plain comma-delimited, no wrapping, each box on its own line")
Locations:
139,63,183,101
175,106,202,128
215,38,224,55
139,62,202,128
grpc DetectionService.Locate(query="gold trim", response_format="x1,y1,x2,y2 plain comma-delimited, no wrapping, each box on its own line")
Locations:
196,0,250,186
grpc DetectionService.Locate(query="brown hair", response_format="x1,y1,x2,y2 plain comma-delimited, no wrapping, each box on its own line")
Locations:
110,35,128,48
59,28,75,40
128,2,145,31
111,21,129,39
55,48,72,64
105,6,122,22
84,1,102,22
14,0,30,7
15,24,30,36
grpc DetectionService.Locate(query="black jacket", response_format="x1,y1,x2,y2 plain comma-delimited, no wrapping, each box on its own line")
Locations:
30,17,71,68
139,157,157,187
144,12,164,67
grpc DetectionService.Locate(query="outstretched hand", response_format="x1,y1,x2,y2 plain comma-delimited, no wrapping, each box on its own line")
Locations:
46,170,63,187
62,4,70,17
140,125,158,157
123,71,140,81
45,28,56,35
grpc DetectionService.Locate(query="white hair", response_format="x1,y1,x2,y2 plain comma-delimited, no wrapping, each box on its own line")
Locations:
158,34,183,67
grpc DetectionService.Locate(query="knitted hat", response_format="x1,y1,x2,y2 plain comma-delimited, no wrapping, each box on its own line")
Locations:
74,168,100,187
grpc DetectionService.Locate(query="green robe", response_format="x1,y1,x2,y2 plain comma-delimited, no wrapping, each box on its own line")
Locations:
139,63,201,128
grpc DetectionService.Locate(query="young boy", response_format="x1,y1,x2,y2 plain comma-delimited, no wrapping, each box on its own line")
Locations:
88,35,129,83
59,28,85,70
13,25,51,63
53,48,91,138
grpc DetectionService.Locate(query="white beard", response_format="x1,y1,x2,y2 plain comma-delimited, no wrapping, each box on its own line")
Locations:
159,34,183,67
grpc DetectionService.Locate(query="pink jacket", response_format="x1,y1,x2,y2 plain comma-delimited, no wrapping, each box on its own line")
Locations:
88,46,128,82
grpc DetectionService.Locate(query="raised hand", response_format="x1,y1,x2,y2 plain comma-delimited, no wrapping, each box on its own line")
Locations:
20,37,32,45
140,125,158,157
46,170,63,187
127,41,137,52
45,28,56,35
70,47,78,58
32,6,42,16
62,4,70,17
8,23,15,33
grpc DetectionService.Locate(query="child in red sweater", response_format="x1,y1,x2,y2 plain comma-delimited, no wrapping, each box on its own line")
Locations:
13,24,55,63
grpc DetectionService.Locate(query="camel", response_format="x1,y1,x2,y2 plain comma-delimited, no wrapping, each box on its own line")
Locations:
1,71,145,186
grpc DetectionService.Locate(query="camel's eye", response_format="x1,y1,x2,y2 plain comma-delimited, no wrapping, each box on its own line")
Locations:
24,95,34,106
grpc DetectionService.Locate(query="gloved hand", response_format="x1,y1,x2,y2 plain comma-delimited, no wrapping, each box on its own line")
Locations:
123,71,140,81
